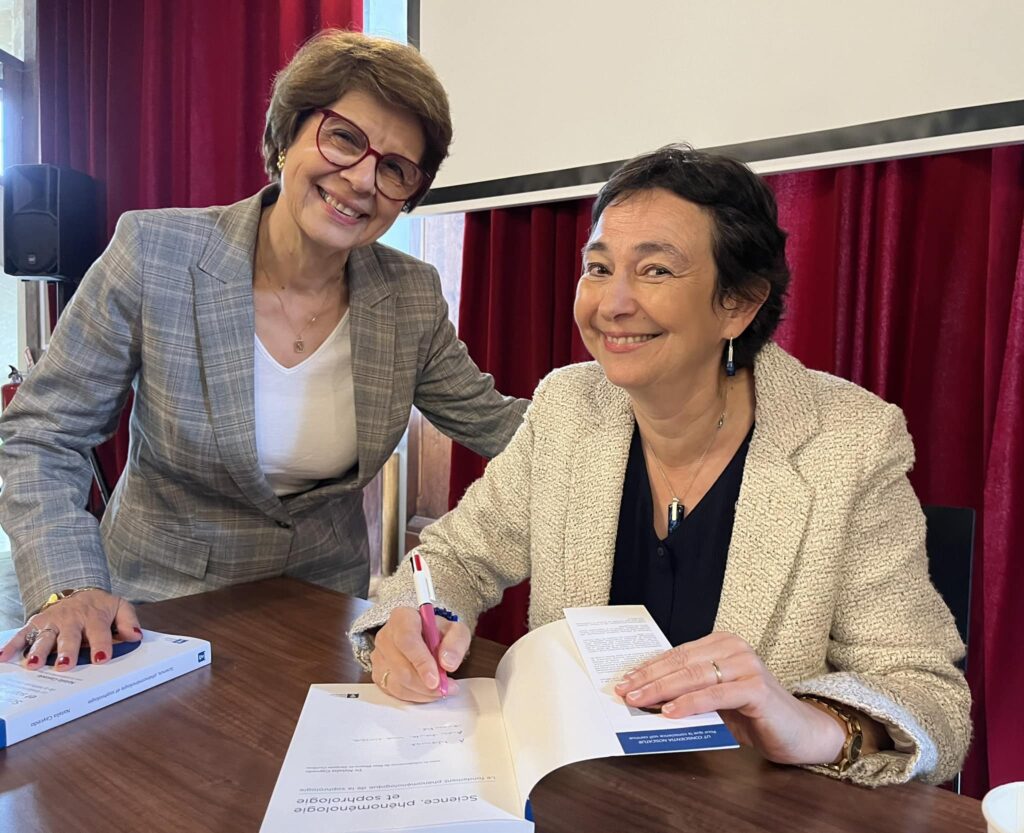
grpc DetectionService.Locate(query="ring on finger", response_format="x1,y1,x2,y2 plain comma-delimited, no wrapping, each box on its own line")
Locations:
710,659,724,685
381,669,391,690
24,625,58,647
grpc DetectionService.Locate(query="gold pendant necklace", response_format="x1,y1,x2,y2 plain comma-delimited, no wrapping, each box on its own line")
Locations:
257,252,341,353
266,284,331,353
645,383,729,535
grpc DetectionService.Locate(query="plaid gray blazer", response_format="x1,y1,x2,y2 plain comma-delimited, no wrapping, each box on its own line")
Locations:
0,187,527,615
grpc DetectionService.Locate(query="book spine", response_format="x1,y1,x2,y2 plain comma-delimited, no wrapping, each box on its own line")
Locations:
2,643,211,748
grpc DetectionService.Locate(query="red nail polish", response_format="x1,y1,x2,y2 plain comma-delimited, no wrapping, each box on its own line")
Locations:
27,655,40,666
94,651,108,662
57,656,70,667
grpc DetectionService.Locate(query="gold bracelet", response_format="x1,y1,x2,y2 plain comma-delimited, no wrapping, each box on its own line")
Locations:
795,694,864,774
37,586,108,615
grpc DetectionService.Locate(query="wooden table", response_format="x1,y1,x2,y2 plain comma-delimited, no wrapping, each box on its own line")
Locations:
0,578,986,833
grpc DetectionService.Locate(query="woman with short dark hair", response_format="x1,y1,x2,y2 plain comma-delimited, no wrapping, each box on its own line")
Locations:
592,144,791,368
352,145,970,787
0,30,527,672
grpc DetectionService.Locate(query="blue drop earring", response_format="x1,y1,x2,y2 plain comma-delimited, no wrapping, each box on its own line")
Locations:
725,338,736,377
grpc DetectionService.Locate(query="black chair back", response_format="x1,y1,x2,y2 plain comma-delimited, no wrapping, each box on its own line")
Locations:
922,505,975,657
921,504,975,794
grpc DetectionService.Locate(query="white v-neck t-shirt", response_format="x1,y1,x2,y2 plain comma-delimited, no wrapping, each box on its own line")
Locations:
254,313,358,496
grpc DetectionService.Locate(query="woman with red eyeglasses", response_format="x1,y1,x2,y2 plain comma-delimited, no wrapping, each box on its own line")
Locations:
0,31,527,672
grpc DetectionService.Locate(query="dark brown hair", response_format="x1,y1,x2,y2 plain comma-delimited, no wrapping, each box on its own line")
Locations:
593,144,790,368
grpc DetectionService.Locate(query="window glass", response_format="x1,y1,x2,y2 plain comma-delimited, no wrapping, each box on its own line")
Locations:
0,0,29,557
0,0,24,61
364,0,407,43
366,0,464,324
0,85,19,377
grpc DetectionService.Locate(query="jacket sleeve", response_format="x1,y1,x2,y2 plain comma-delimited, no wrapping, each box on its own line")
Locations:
0,213,145,615
349,373,546,668
411,269,528,458
791,404,972,787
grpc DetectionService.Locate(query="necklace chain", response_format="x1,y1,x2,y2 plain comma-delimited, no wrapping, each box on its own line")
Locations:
257,250,341,354
644,383,730,529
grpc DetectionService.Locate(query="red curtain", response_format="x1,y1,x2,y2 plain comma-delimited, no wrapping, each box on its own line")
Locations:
36,0,362,494
449,200,594,644
451,146,1024,795
769,148,1024,797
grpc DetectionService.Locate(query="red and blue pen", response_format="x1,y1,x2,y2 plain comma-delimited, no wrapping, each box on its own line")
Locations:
411,552,449,696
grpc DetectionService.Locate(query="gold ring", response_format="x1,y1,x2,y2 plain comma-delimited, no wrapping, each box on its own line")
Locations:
710,659,724,685
381,670,391,690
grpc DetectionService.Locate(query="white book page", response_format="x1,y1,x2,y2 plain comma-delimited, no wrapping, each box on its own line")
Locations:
564,606,735,752
495,619,621,803
565,605,669,680
260,681,525,833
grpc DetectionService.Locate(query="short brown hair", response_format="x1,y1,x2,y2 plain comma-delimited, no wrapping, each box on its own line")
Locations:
262,29,452,210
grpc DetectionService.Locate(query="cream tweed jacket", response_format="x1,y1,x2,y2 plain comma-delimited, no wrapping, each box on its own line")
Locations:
351,342,971,787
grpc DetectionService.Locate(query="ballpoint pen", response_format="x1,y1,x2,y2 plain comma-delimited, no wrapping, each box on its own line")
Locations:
410,552,449,696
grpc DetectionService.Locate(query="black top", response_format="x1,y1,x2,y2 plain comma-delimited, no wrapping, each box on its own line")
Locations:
609,422,753,646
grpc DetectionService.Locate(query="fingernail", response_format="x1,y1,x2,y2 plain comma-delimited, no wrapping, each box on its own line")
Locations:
94,651,108,663
56,655,70,667
623,671,636,680
440,650,455,669
626,690,642,702
133,627,142,636
425,672,438,689
27,655,40,666
662,702,676,714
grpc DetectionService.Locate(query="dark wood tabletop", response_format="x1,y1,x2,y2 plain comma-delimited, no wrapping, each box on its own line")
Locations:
0,578,985,833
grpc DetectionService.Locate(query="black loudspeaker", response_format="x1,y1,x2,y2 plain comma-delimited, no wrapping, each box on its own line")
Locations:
3,164,99,281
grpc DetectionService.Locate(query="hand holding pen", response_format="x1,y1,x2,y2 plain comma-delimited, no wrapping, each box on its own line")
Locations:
369,552,472,703
411,552,449,695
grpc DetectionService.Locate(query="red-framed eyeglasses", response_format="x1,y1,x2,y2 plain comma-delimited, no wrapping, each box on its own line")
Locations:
313,108,430,203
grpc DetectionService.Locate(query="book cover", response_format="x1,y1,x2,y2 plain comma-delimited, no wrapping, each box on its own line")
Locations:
0,629,212,748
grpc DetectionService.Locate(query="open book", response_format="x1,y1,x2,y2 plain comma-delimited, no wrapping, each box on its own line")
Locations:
261,606,737,832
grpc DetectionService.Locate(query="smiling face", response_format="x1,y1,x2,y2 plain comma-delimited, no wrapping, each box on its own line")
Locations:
275,88,425,259
575,188,755,396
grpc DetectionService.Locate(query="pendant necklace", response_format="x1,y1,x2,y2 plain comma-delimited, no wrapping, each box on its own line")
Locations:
258,253,342,354
645,383,729,535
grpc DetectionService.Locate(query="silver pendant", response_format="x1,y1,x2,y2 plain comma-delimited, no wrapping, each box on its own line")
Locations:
668,499,683,534
294,339,305,353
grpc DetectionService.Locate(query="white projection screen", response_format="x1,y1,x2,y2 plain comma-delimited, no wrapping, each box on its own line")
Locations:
413,0,1024,214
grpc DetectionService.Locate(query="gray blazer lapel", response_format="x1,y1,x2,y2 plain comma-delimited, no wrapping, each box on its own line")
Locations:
347,246,396,484
193,189,286,520
716,344,816,651
563,376,635,608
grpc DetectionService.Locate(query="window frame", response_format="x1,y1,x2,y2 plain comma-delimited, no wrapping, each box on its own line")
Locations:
1,1,43,369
